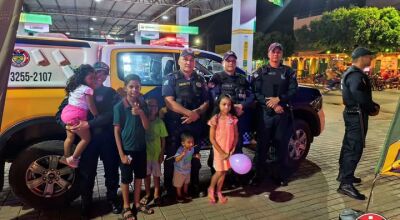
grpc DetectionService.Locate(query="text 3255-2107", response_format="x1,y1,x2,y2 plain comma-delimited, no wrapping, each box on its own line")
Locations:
10,72,52,82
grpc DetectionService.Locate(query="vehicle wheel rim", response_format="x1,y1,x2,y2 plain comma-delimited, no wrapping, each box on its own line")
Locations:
25,155,75,198
288,129,308,160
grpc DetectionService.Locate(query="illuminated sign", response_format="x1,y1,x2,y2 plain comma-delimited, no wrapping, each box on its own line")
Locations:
268,0,283,7
20,13,52,25
138,23,198,35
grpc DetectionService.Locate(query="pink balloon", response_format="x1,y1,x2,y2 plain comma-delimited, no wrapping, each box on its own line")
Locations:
229,153,252,175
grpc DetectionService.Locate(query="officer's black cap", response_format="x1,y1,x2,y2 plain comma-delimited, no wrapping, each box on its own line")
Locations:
180,48,195,58
268,42,283,53
351,47,376,59
223,51,237,60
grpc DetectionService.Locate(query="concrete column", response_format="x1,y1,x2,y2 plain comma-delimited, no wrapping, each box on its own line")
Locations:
176,7,189,48
231,0,257,73
134,31,142,45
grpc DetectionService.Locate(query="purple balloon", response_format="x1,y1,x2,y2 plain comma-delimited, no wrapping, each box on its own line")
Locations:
229,153,252,175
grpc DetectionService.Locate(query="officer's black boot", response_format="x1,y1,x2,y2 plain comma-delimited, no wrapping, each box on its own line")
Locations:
81,198,93,218
249,171,263,187
108,198,122,214
337,183,366,200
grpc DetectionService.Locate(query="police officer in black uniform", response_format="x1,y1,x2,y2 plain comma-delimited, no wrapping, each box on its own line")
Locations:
207,51,254,184
56,62,121,216
337,47,380,200
162,48,209,197
250,43,298,186
208,51,254,151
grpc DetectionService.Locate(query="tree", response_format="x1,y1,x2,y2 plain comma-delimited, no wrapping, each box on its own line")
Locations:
253,31,296,60
294,7,400,52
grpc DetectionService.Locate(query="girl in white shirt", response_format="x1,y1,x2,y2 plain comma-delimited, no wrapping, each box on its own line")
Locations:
60,64,98,168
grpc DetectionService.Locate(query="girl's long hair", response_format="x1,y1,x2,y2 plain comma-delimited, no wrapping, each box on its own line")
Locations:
65,64,95,94
212,94,237,118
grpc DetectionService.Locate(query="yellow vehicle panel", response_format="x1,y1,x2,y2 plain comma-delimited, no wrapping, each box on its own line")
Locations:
1,88,65,132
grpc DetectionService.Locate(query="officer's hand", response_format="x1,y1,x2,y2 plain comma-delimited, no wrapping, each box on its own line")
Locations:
370,103,380,116
181,111,199,124
266,97,280,108
194,153,201,159
234,104,244,116
69,120,89,132
273,105,284,114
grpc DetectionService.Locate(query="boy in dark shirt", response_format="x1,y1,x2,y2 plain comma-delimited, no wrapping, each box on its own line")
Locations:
113,74,153,219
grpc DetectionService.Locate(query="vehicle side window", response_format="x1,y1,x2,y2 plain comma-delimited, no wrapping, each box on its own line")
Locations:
117,52,175,85
195,57,224,81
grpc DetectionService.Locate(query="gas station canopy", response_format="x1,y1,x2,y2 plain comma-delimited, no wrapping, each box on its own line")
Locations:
22,0,233,39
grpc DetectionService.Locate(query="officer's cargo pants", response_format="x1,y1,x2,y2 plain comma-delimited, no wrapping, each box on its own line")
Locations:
254,109,291,179
338,111,368,184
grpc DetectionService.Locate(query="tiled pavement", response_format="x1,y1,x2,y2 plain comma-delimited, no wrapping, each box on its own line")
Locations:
1,93,400,219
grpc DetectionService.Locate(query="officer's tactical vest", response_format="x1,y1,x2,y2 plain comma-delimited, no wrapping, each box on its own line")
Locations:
216,71,247,103
173,71,204,110
341,66,371,107
255,65,291,98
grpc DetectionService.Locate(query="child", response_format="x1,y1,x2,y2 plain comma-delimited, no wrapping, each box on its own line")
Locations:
208,94,238,204
141,98,168,206
113,74,153,220
60,64,98,168
173,132,195,203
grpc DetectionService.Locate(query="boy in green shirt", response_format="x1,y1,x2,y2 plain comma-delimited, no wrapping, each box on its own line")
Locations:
141,98,168,206
113,74,153,220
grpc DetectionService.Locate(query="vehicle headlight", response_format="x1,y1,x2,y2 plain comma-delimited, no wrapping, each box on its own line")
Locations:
310,96,323,112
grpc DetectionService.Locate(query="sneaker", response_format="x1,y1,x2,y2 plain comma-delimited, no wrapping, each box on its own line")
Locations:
66,156,79,168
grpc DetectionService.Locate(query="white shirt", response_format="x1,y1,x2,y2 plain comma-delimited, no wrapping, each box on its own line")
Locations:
68,85,94,110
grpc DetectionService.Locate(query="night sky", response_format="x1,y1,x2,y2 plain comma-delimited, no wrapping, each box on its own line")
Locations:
190,0,366,51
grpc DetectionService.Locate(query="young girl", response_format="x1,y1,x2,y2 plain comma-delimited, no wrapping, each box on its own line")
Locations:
207,94,238,204
60,64,98,168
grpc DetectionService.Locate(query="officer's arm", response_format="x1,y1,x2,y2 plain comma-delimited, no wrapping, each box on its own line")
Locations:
279,69,298,104
194,80,209,115
240,79,255,109
164,96,192,116
251,74,266,106
88,89,121,129
347,74,375,113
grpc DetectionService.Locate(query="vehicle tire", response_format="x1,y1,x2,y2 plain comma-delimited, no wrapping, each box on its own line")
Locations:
287,119,312,170
9,140,80,209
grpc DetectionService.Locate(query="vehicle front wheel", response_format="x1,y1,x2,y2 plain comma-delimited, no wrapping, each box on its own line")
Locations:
9,140,80,209
287,119,312,169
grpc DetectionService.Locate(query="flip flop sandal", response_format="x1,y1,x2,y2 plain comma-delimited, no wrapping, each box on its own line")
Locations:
140,195,150,205
138,204,154,215
122,208,136,220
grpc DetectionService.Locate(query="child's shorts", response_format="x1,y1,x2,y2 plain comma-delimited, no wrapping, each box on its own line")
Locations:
120,150,147,184
173,172,190,188
146,161,161,177
61,104,87,126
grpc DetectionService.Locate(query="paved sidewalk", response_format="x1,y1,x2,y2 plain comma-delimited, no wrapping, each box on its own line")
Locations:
1,90,400,219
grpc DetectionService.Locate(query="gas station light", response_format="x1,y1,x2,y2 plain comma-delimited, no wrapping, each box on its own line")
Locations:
138,23,199,35
65,32,70,35
91,17,97,21
162,15,169,20
90,27,94,31
19,13,52,25
195,38,201,45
